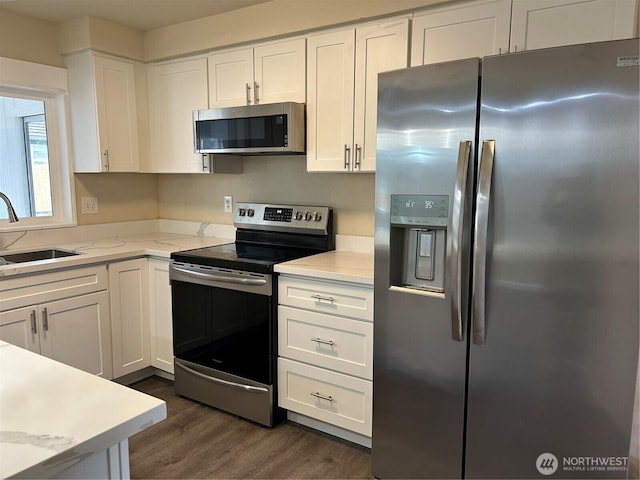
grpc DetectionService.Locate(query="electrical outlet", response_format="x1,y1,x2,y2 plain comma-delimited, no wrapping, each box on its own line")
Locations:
81,196,99,214
223,195,233,213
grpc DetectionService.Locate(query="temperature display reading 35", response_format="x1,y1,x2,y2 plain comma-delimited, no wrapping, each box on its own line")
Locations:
390,194,449,227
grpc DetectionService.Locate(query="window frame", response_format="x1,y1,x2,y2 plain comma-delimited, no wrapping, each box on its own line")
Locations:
0,57,76,232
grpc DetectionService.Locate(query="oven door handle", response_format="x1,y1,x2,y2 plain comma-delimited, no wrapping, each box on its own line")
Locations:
170,264,268,286
175,361,269,393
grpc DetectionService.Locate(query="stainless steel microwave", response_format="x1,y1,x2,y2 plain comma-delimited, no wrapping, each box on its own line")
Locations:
193,102,305,155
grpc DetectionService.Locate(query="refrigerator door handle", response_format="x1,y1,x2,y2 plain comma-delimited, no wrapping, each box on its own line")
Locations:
449,140,472,341
472,139,495,345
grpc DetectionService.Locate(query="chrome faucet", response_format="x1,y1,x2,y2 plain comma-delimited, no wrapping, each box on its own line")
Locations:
0,192,19,223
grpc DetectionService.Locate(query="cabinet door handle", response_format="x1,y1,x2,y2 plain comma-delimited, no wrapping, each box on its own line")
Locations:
310,392,334,402
103,150,110,171
344,144,351,169
202,154,210,173
310,294,334,303
42,307,49,332
246,83,252,104
30,310,37,334
254,81,260,104
355,144,362,169
310,337,335,346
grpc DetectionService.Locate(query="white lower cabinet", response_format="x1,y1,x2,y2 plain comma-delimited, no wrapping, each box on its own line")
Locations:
109,258,150,378
277,275,373,438
0,266,113,378
148,258,174,374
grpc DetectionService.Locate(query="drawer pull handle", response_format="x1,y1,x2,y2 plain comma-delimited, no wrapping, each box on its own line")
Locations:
311,294,334,303
310,337,335,346
310,392,334,402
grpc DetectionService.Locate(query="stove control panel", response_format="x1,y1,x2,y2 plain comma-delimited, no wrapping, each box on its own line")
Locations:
234,203,332,234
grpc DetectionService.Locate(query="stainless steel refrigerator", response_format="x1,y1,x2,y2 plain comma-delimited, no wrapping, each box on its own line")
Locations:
373,39,639,479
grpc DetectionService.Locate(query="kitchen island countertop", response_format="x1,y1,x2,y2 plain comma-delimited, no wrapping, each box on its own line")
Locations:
0,340,166,479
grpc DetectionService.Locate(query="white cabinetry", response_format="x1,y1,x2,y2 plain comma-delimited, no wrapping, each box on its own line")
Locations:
412,0,638,66
0,266,112,378
277,275,373,438
147,57,210,173
109,258,150,378
411,0,511,65
66,51,141,172
306,18,409,172
509,0,638,52
148,257,174,374
208,38,306,107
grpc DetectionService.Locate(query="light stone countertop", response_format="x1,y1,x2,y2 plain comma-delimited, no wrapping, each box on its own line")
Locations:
275,250,374,285
0,231,233,278
0,340,166,479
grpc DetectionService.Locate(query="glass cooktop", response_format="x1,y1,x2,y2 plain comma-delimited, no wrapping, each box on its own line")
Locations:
171,242,321,274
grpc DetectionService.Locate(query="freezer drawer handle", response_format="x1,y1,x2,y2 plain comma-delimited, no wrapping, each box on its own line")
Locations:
472,139,495,345
449,140,471,342
310,392,334,402
310,337,335,346
311,294,334,304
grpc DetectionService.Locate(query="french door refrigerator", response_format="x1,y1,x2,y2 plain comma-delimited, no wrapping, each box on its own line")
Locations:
373,39,639,479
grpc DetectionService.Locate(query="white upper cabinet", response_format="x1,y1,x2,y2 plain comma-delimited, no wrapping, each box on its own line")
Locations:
510,0,638,52
66,51,140,172
307,18,409,172
412,0,638,66
411,0,511,66
208,38,306,107
147,57,211,173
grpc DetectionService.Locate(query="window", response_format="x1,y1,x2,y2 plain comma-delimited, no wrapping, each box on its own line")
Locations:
0,57,75,231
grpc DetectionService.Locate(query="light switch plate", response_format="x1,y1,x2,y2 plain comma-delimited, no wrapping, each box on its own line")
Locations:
223,195,233,213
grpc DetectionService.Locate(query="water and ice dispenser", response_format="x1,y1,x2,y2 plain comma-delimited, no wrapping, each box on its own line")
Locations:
389,194,449,294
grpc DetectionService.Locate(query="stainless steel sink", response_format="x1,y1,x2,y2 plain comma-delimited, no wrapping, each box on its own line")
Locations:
0,248,79,265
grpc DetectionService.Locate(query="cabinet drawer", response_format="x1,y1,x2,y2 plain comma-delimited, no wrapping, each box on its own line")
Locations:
278,305,372,379
278,358,372,436
0,265,108,312
278,276,373,321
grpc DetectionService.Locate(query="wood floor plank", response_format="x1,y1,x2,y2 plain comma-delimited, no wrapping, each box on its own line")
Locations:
128,377,372,479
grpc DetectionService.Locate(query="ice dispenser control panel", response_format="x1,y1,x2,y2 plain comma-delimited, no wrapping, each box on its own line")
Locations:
390,194,448,293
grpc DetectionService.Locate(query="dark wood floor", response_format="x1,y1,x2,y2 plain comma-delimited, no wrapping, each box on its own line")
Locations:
128,376,373,479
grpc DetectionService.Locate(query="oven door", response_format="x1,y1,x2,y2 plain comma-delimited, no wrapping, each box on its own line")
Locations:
169,262,277,426
170,262,273,384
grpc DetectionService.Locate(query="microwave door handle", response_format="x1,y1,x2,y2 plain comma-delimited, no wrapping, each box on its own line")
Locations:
448,140,471,342
472,139,495,346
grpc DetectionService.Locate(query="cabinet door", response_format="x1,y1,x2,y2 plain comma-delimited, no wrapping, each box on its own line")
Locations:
510,0,638,52
148,258,173,374
148,58,209,173
208,48,254,107
353,19,409,172
109,258,150,378
0,306,40,353
411,0,511,66
93,56,140,172
254,38,306,105
306,29,356,172
39,291,113,379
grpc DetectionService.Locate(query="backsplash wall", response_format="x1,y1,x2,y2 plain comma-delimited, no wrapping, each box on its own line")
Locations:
158,156,375,237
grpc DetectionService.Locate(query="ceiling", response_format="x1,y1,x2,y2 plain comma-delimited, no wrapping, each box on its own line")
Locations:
0,0,273,32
